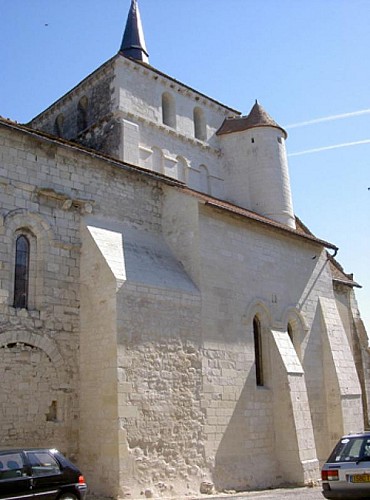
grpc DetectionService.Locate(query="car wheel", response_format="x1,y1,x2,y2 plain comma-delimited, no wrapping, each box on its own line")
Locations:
59,494,78,500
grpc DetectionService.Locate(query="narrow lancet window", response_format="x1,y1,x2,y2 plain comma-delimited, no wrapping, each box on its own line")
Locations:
253,316,264,386
14,235,30,309
54,114,64,138
162,92,176,128
193,107,206,141
77,96,88,132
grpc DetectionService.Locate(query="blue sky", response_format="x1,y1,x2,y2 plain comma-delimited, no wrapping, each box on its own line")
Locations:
1,0,369,330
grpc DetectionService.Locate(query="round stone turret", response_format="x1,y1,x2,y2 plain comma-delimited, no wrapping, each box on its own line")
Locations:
217,101,295,229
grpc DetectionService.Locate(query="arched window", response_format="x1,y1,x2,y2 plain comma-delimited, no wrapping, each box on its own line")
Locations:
253,316,263,386
77,96,88,132
54,114,64,138
162,92,176,129
13,235,30,309
193,106,206,141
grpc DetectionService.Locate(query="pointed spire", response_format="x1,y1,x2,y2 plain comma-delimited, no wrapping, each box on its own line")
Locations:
246,101,285,134
120,0,149,63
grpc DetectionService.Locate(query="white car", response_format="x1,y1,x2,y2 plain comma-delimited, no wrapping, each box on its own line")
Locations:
322,432,370,499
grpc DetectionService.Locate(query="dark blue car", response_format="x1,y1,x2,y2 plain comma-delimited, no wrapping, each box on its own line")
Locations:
0,448,87,500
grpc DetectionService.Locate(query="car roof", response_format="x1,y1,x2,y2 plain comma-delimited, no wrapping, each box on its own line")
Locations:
0,448,59,453
341,432,370,439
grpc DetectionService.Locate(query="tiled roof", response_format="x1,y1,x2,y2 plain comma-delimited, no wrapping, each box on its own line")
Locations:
295,216,360,288
328,256,361,288
181,188,337,250
217,100,287,137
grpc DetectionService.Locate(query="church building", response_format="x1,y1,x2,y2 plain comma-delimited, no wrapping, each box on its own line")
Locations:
0,1,369,497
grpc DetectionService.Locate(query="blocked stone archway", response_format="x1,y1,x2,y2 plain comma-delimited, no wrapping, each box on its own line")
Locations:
0,331,71,451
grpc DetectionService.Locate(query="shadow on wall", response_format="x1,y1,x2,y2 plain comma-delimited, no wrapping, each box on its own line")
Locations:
302,306,329,466
213,370,277,492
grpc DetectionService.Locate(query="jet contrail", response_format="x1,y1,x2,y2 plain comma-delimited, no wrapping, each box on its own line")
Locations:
285,108,370,129
288,139,370,157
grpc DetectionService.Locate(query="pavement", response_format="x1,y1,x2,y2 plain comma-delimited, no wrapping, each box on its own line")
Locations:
183,486,323,499
88,485,324,500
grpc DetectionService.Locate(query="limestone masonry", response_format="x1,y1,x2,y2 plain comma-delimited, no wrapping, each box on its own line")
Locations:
0,1,369,498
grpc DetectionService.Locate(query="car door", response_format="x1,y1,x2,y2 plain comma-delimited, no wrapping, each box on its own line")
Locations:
25,450,64,500
0,450,32,500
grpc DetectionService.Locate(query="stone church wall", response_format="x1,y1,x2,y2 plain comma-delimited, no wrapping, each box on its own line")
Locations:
193,208,325,488
0,121,365,497
334,284,370,428
0,342,69,447
0,123,174,481
116,283,203,497
0,127,82,459
29,60,121,158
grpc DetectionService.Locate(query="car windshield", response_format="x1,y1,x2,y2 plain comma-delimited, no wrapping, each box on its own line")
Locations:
328,436,370,463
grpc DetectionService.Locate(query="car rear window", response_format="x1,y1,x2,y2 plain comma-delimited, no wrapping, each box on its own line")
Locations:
328,436,370,462
0,452,25,480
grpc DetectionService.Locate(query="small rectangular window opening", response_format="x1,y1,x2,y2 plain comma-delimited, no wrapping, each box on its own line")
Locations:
46,400,58,422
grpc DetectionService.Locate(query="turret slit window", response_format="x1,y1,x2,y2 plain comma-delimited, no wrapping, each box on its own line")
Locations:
77,96,88,132
162,92,176,129
253,316,264,386
193,107,206,141
14,235,30,309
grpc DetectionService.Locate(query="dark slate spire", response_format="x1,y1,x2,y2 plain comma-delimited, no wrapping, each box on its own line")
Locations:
120,0,149,63
217,100,287,138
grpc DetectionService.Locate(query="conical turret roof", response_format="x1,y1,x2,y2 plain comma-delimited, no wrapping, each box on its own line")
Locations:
217,101,287,138
120,0,149,63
